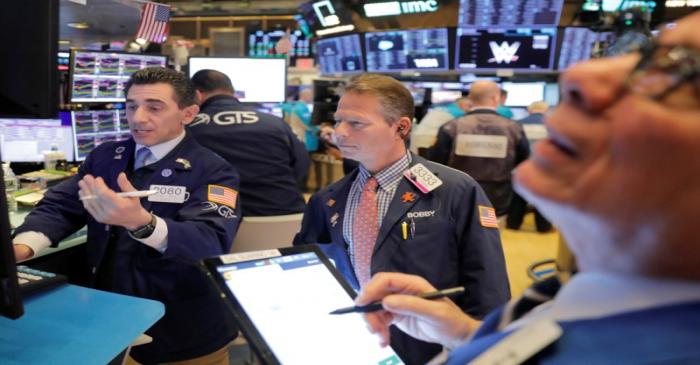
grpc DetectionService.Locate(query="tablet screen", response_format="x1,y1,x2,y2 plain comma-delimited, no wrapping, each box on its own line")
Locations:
208,249,404,365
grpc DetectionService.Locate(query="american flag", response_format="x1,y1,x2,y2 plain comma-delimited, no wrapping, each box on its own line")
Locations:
135,2,171,44
479,205,498,228
208,185,238,208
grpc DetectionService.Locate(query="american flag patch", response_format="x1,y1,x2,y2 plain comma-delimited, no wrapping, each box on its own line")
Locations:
208,185,238,208
479,205,498,228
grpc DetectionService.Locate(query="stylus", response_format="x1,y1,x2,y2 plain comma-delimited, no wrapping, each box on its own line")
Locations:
79,190,158,201
329,286,465,315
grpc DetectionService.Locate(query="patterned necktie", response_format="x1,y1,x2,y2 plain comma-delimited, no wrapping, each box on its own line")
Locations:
352,177,379,287
134,147,153,170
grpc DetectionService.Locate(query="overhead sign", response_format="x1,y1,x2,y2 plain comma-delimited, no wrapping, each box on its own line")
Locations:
364,0,439,17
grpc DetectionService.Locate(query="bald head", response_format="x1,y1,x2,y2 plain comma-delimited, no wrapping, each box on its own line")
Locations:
191,69,235,103
528,101,549,114
468,81,501,108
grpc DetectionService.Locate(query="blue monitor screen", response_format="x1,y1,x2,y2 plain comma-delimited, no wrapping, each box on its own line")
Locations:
0,116,75,162
71,109,131,161
455,27,557,72
458,0,564,27
248,29,312,59
558,27,615,70
70,50,167,103
316,33,364,74
365,28,449,72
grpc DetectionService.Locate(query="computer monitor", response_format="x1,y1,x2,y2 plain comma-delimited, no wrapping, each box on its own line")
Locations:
71,109,131,161
248,29,312,60
0,0,58,119
501,82,546,107
69,50,167,103
557,27,615,70
365,28,450,72
316,34,365,74
455,27,557,72
430,90,464,105
0,116,75,163
0,152,24,319
458,0,564,27
189,57,287,103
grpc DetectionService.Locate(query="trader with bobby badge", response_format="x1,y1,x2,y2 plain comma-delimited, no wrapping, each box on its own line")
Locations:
13,68,241,364
293,74,510,365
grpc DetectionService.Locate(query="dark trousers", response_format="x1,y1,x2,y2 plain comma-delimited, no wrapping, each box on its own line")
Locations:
506,192,552,232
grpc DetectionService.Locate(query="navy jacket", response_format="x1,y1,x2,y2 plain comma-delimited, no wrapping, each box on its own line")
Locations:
294,153,510,364
14,133,240,363
188,95,310,217
447,301,700,364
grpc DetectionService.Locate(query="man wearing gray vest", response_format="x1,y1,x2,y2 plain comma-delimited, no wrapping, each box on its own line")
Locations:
430,80,530,216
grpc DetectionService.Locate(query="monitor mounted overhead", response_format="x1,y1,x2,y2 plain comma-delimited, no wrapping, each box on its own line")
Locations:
457,0,564,27
69,50,167,103
188,57,287,103
365,28,450,72
316,33,365,74
247,29,313,62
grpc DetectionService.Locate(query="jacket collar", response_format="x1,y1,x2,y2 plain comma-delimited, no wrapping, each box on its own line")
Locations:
200,94,241,110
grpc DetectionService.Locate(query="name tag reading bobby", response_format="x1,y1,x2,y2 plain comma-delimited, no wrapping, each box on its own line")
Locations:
148,185,188,203
455,134,508,158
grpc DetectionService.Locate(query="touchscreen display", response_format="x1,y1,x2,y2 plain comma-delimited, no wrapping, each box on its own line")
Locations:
214,251,404,365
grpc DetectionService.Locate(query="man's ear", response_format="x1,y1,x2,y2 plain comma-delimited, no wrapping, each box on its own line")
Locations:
396,117,412,138
181,104,200,126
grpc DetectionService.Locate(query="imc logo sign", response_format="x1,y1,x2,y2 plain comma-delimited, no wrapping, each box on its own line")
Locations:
364,0,440,17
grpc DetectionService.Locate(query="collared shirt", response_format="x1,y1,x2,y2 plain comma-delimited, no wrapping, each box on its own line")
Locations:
14,131,187,257
343,151,412,265
509,271,700,329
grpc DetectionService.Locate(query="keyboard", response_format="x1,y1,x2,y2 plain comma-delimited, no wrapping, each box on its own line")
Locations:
17,265,67,296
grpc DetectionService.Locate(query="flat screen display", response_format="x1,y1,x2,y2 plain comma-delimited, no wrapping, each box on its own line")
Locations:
189,57,287,103
0,116,74,162
69,50,166,103
557,27,615,70
316,34,364,74
71,109,131,161
201,246,405,365
248,29,312,59
365,28,449,72
458,0,564,27
456,27,557,72
501,82,546,107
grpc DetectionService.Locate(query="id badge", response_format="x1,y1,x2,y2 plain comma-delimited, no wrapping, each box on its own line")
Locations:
148,184,189,203
404,163,443,193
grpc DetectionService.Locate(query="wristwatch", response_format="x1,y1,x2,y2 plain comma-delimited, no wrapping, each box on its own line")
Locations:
129,213,157,239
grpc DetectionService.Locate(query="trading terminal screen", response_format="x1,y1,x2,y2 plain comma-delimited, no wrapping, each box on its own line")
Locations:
247,29,312,60
69,51,167,103
0,117,74,162
457,0,564,27
557,27,615,70
365,28,449,72
316,34,365,74
455,27,557,72
71,109,131,161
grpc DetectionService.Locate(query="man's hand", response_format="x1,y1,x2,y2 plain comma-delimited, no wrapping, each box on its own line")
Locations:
355,272,478,349
13,244,34,262
78,172,152,230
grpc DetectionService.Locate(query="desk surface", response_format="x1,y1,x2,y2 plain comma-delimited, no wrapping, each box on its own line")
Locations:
10,209,87,260
0,284,164,365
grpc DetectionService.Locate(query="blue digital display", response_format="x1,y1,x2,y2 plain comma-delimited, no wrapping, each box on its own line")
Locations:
316,33,364,74
365,28,449,72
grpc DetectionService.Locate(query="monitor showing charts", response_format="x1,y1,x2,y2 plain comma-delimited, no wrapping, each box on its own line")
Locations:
71,109,131,161
248,29,312,60
69,50,167,103
316,33,365,74
365,28,449,72
455,27,557,72
0,116,74,162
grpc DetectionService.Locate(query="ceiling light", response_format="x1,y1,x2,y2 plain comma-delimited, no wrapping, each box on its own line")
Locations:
67,22,90,29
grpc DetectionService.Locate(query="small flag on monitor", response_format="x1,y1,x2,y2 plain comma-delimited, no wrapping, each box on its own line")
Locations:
135,2,171,44
479,205,498,228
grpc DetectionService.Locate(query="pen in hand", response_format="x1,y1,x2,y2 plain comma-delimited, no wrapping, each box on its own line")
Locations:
329,286,465,315
79,189,158,201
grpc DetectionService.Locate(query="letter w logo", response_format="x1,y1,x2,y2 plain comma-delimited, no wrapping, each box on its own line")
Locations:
487,41,521,64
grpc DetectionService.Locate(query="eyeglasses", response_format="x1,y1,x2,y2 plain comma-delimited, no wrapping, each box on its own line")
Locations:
625,42,700,100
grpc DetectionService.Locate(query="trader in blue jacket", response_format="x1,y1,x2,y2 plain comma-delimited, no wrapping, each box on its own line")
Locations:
356,11,700,365
13,68,240,364
189,69,309,217
293,74,510,365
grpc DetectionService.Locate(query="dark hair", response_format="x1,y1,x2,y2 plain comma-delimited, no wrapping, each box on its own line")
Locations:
191,69,235,94
343,74,414,123
124,67,197,108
